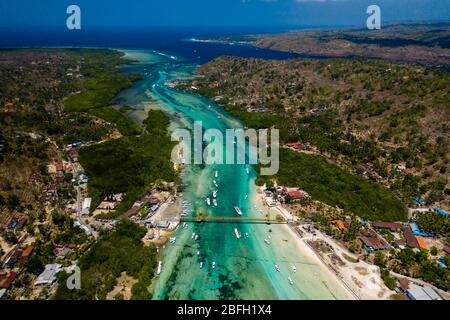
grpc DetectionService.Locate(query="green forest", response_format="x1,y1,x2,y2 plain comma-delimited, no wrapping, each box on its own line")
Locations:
53,219,157,300
79,110,178,217
257,149,407,221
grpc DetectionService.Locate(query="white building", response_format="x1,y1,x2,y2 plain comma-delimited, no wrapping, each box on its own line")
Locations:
81,197,92,215
34,264,63,286
406,284,442,300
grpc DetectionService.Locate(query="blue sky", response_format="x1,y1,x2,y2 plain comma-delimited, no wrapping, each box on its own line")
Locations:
0,0,449,29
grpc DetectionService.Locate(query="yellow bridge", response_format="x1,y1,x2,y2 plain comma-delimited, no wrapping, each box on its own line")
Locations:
180,215,288,224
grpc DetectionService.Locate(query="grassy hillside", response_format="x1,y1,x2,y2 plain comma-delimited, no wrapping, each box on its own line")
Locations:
185,56,449,212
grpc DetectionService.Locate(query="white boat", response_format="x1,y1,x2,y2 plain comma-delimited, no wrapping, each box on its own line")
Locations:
246,166,250,175
213,180,219,188
214,170,218,178
288,276,294,285
199,262,203,269
245,194,248,199
275,264,280,272
191,233,196,239
212,261,216,269
234,228,241,239
156,261,162,275
194,234,199,241
292,265,297,273
234,206,242,216
197,250,200,256
206,198,211,206
213,199,218,207
212,190,217,198
264,239,270,245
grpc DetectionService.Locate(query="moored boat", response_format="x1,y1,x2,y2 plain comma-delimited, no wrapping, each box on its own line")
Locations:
234,206,242,216
234,228,241,239
288,276,294,285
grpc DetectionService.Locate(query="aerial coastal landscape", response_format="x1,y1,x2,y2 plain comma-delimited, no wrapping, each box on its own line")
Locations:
0,1,449,303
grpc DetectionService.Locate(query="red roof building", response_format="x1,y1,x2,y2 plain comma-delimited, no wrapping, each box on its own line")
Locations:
359,236,390,250
372,221,403,231
1,272,17,290
286,142,303,150
403,227,419,248
287,190,305,200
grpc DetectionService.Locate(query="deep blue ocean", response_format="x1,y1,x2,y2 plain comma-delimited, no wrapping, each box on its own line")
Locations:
0,27,305,63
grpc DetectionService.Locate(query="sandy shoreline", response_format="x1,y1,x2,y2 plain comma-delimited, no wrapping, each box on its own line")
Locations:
251,186,394,300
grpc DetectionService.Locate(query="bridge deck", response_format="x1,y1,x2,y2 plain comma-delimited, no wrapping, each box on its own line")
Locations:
180,215,287,224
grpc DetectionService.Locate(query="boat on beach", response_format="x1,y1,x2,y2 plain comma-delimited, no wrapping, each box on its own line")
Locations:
264,238,270,245
275,264,280,272
234,206,242,216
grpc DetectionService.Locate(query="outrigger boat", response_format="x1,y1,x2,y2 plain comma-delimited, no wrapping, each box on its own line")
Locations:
206,198,211,206
264,239,270,245
213,199,218,207
234,206,242,216
275,264,280,272
191,233,196,239
212,190,217,198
